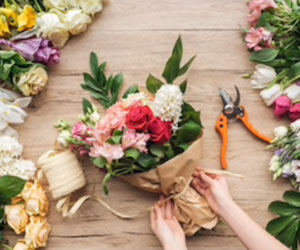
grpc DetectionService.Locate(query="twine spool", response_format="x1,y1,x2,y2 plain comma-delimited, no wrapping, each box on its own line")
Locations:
38,150,86,200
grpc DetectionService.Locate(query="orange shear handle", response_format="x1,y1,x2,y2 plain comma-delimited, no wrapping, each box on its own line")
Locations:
216,114,229,170
237,106,272,144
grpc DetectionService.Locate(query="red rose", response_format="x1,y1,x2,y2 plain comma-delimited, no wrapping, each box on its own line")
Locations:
290,104,300,121
148,117,172,145
126,106,155,131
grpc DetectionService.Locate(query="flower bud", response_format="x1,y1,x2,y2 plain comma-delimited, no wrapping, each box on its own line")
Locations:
290,119,300,132
25,216,51,249
273,126,288,139
284,84,300,101
5,204,29,235
22,181,49,217
260,84,282,106
251,64,277,89
57,130,72,147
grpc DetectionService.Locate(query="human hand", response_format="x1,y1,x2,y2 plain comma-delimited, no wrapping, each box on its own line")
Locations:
192,169,234,218
150,198,187,250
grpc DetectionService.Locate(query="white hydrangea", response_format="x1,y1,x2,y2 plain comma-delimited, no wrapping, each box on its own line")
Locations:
0,160,36,180
152,85,183,127
0,136,23,165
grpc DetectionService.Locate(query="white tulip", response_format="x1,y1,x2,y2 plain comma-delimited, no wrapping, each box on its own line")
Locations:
251,64,277,89
283,84,300,101
290,119,300,132
260,84,282,106
64,10,92,35
273,126,288,139
79,0,103,15
37,13,70,48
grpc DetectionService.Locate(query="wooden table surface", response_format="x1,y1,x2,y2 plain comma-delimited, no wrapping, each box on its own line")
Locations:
8,0,291,249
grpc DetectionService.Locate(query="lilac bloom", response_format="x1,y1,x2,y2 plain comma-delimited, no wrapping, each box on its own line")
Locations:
0,37,60,65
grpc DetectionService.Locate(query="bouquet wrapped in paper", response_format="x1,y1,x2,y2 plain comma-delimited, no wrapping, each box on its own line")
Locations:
56,36,218,236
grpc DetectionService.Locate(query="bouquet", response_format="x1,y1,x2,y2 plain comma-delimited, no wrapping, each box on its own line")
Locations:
243,0,300,121
56,36,218,236
269,119,300,190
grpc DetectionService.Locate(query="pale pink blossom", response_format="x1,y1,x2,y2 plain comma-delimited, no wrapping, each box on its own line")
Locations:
122,129,150,153
245,27,273,51
92,121,112,145
248,7,262,24
89,142,124,164
72,122,87,139
248,0,278,24
105,103,128,130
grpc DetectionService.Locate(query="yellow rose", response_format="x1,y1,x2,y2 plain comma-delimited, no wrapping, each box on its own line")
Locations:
13,240,33,250
37,13,70,48
0,8,19,27
0,15,11,38
18,5,37,32
64,9,91,35
22,181,49,216
25,216,51,249
15,66,48,96
5,204,29,235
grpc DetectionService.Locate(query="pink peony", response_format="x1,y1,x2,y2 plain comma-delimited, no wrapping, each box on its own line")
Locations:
89,142,124,164
122,129,150,153
245,27,273,51
72,122,87,139
274,96,292,117
290,104,300,121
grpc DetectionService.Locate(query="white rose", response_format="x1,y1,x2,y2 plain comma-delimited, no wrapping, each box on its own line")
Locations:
290,119,300,132
251,64,277,89
273,126,288,139
64,9,92,35
37,13,70,48
283,84,300,101
43,0,68,10
78,0,103,15
57,130,72,147
89,111,101,123
260,84,282,106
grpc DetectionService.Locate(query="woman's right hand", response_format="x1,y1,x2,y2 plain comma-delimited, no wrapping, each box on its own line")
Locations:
192,169,234,217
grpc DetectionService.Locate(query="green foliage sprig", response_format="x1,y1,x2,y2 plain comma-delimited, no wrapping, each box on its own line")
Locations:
267,191,300,250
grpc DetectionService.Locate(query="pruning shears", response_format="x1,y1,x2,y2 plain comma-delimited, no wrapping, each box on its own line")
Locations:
216,86,272,170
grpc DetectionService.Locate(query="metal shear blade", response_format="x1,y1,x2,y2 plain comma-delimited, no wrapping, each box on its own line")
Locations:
219,86,241,119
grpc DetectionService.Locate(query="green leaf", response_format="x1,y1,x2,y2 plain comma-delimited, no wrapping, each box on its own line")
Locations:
266,215,297,237
278,219,299,247
269,201,300,216
283,191,300,207
146,74,164,94
90,52,99,79
125,148,140,160
178,55,196,77
150,144,165,158
93,157,108,168
165,144,175,158
123,85,139,98
250,49,279,63
0,176,26,201
162,36,183,83
179,79,187,94
111,73,124,104
137,153,157,168
288,61,300,81
82,98,93,115
110,130,123,144
176,121,202,144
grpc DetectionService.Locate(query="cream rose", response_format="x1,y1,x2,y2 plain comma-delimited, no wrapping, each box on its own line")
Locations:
43,0,68,10
64,9,92,35
22,181,49,216
37,13,70,48
79,0,103,15
13,240,32,250
5,204,29,235
25,216,51,249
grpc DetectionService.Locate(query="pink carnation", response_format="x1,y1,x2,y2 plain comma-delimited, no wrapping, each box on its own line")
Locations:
89,142,124,164
245,27,273,51
122,129,150,153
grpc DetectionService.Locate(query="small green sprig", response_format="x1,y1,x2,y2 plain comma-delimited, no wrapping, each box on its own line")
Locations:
267,190,300,250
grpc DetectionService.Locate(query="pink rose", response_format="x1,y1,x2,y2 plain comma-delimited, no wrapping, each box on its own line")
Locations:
122,129,150,153
89,142,124,164
274,96,292,117
290,104,300,121
72,122,87,139
245,27,273,51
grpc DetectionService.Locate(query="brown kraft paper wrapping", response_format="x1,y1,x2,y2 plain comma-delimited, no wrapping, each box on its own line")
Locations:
122,138,218,236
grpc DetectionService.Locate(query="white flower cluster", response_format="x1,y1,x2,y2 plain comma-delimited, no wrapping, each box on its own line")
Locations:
0,136,36,180
38,0,103,48
152,85,183,128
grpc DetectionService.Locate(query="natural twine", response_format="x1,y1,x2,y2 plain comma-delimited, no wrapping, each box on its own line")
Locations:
38,150,243,219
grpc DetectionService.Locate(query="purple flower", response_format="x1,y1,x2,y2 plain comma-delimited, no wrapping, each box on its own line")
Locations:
275,149,285,156
0,38,60,65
